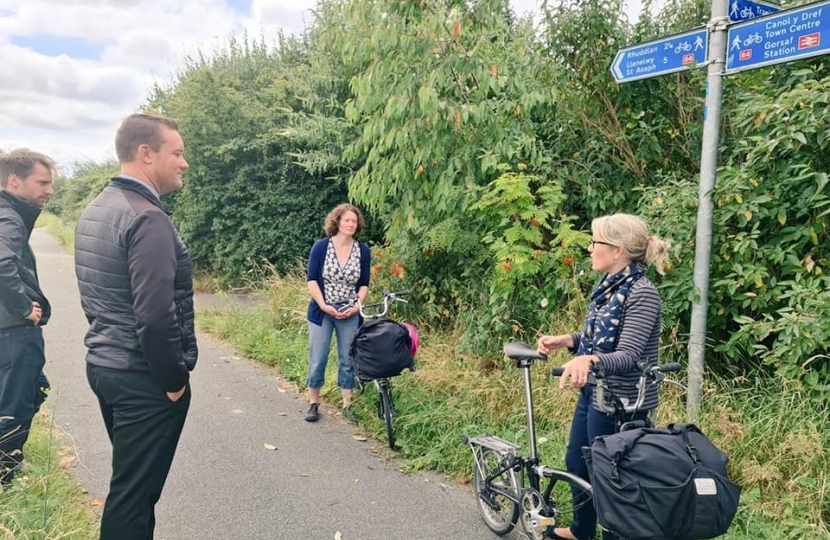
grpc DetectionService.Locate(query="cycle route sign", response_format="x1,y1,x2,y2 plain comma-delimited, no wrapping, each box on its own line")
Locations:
611,28,709,83
729,0,781,23
726,0,830,73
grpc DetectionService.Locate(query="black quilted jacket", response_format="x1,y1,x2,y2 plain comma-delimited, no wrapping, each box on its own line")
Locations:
75,178,197,392
0,190,50,329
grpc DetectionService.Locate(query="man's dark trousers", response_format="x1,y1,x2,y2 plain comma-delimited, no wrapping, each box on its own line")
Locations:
0,325,45,484
87,364,190,540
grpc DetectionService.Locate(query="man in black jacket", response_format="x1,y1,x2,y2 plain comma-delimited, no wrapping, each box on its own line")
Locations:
75,113,196,540
0,148,54,485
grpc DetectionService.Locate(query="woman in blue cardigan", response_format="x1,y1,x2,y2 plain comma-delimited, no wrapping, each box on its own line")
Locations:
304,204,371,423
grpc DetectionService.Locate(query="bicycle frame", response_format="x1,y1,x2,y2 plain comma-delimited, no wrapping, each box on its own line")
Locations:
356,290,410,450
465,341,681,539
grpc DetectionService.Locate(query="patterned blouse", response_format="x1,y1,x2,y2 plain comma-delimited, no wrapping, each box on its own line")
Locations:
322,239,361,304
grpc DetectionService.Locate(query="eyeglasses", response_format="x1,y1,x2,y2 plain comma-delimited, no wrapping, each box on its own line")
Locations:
588,240,616,250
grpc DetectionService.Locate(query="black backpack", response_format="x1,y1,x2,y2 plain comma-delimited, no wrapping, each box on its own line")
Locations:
585,423,741,540
350,318,415,380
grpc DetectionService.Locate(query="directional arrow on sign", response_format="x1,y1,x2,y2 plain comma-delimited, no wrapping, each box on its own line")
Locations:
611,28,709,84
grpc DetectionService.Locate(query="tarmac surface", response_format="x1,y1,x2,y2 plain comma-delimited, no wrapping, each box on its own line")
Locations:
32,228,500,540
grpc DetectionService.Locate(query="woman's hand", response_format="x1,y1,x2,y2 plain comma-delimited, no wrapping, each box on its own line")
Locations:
322,304,339,317
537,334,573,354
558,355,598,389
335,306,359,319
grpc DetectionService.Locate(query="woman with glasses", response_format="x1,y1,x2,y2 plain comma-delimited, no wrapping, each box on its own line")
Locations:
536,213,670,540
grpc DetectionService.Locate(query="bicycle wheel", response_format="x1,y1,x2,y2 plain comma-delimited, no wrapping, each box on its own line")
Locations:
471,448,519,535
544,471,593,534
378,381,395,449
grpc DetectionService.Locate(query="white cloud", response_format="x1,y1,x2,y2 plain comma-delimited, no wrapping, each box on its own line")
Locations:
0,0,652,171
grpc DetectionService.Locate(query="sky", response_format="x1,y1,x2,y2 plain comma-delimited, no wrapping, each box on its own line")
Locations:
0,0,647,171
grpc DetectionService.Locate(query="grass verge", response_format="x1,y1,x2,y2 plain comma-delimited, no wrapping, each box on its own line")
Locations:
35,213,74,252
199,271,830,540
0,410,99,539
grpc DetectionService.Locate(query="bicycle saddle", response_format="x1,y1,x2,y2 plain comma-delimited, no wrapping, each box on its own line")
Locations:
503,342,547,361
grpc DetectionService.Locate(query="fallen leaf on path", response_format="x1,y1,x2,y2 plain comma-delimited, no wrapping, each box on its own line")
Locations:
263,443,277,451
352,435,368,441
334,532,342,540
300,473,310,477
276,386,287,393
231,409,244,415
278,412,287,416
90,499,105,507
60,455,76,467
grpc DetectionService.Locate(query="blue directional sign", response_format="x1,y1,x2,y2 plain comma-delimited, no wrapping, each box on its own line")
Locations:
727,0,830,73
728,0,781,23
611,29,709,83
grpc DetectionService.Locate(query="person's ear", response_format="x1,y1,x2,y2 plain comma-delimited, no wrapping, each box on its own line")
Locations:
138,144,153,164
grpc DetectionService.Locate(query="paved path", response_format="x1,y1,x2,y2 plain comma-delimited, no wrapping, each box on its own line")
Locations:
33,229,496,540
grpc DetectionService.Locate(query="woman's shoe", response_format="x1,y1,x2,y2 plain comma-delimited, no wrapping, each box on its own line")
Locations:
304,403,319,422
545,527,578,540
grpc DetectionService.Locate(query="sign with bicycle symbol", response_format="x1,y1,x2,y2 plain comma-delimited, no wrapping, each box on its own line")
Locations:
726,0,830,73
610,28,709,83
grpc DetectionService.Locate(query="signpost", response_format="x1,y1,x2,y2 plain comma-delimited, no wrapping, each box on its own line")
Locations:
611,29,709,83
726,0,830,72
728,0,780,23
608,0,830,418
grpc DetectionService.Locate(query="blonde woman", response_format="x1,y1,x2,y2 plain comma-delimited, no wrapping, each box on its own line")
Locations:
537,214,670,540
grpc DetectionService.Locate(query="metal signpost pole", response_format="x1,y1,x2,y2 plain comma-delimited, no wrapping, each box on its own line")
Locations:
688,0,730,419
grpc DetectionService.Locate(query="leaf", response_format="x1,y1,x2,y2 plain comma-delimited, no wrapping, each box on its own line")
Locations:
90,498,105,507
335,532,342,540
264,443,277,451
352,435,368,441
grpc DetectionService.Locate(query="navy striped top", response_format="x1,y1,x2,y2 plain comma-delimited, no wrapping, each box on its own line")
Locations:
571,278,662,412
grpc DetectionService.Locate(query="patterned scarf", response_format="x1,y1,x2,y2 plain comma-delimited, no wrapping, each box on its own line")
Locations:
576,262,646,356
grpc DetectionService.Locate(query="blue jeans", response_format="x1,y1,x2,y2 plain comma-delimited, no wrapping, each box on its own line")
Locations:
565,386,648,540
0,325,46,483
307,313,359,390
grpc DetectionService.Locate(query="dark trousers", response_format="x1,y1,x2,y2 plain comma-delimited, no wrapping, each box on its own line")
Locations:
87,364,190,540
565,386,647,540
0,326,45,484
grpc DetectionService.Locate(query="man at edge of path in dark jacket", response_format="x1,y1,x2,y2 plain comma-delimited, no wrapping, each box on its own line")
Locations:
74,113,196,540
0,148,54,486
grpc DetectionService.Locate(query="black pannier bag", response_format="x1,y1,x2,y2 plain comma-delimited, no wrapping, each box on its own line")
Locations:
350,318,415,380
585,423,741,540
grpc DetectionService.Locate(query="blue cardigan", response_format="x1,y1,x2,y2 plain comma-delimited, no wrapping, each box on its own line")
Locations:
306,238,371,325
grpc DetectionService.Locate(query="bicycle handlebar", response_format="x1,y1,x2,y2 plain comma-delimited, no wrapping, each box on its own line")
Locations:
358,290,409,319
550,361,682,415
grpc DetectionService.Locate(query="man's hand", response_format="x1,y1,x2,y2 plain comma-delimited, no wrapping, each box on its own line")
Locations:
167,386,187,402
25,301,42,326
